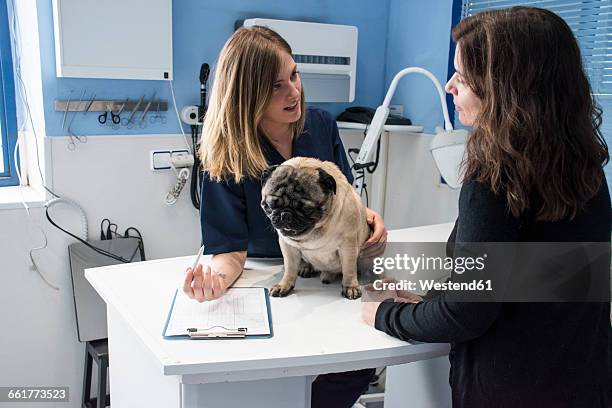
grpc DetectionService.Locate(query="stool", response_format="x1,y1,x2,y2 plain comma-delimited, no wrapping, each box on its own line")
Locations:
82,338,110,408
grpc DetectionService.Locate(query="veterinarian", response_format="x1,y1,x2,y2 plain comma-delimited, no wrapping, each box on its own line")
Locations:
362,7,611,407
182,26,386,408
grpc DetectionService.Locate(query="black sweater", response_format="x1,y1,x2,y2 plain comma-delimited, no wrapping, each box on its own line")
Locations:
375,178,611,408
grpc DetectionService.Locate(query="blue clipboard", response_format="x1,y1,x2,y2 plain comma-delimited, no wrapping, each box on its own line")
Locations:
162,287,274,340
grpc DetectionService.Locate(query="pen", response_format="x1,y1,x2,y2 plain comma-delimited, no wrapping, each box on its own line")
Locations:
190,244,205,273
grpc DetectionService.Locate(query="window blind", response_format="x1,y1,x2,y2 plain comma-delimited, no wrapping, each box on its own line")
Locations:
460,0,612,187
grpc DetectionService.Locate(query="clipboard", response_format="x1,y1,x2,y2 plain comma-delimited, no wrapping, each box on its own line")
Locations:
162,287,274,340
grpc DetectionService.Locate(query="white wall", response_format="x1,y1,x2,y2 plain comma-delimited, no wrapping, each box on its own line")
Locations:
0,134,201,408
383,131,459,229
47,134,201,259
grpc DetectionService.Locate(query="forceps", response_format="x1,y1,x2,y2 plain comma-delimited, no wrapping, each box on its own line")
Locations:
149,100,168,124
125,95,145,129
67,129,87,151
66,90,88,150
139,92,156,128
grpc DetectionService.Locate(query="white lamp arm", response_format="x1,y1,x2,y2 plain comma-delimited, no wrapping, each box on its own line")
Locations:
354,67,453,168
382,67,453,131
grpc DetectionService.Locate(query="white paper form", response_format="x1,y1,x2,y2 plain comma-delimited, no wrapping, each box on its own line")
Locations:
165,287,271,337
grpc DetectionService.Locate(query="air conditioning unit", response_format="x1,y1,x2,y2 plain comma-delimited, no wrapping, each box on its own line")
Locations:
242,18,358,103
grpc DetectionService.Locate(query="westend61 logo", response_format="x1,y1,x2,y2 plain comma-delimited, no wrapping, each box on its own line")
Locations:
372,253,487,275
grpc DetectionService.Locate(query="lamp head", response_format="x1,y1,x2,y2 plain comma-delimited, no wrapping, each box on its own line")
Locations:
430,128,468,189
354,106,390,166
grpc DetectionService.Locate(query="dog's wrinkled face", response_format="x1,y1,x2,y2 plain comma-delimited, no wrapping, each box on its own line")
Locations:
261,165,336,237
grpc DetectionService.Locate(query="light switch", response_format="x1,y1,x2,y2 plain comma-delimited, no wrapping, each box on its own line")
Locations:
151,150,172,170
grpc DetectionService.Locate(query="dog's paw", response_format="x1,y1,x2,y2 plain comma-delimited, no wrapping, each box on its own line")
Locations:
298,261,319,278
342,285,362,300
270,284,294,297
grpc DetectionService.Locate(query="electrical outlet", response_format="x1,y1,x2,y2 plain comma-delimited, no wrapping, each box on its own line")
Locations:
150,149,191,171
169,151,194,168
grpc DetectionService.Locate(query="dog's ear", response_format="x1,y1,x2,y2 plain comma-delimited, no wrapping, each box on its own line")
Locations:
317,169,336,195
260,165,279,184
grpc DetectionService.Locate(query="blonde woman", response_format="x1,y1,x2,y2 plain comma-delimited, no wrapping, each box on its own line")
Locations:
183,26,385,407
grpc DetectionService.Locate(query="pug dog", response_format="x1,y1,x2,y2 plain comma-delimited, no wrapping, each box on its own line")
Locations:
260,157,370,299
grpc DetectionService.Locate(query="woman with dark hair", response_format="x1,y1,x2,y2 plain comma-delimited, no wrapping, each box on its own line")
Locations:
362,7,610,407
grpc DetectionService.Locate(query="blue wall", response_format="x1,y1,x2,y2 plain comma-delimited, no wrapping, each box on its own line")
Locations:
384,0,454,134
37,0,392,136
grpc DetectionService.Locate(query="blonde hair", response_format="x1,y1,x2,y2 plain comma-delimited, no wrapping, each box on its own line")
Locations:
200,26,306,182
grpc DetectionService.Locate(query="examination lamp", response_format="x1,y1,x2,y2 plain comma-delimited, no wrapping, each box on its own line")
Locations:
354,67,467,189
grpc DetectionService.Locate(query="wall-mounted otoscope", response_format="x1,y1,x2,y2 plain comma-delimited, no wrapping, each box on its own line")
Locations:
199,63,210,123
180,63,210,126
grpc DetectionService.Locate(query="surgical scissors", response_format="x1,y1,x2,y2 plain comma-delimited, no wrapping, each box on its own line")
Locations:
67,129,87,151
98,103,123,126
112,100,127,125
65,90,87,150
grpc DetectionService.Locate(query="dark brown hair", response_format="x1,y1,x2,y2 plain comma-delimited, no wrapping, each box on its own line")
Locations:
453,6,609,221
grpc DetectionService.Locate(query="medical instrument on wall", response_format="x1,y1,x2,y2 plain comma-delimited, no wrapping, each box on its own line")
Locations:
198,63,210,122
175,62,209,209
180,105,200,126
177,103,201,207
64,93,95,150
97,111,109,125
67,129,87,151
54,97,168,114
353,67,468,192
165,153,194,206
98,101,123,126
54,96,168,132
149,100,167,124
65,89,86,131
83,93,97,116
188,63,210,210
125,94,145,129
111,101,126,125
61,89,73,129
189,123,201,210
139,91,156,127
63,91,89,150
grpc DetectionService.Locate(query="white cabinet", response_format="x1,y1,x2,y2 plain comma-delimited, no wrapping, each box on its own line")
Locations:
52,0,173,80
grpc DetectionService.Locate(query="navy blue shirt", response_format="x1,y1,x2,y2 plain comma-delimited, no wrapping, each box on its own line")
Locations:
200,108,353,257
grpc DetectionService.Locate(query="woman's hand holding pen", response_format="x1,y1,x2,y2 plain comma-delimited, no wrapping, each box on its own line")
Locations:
183,251,246,302
183,264,229,302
